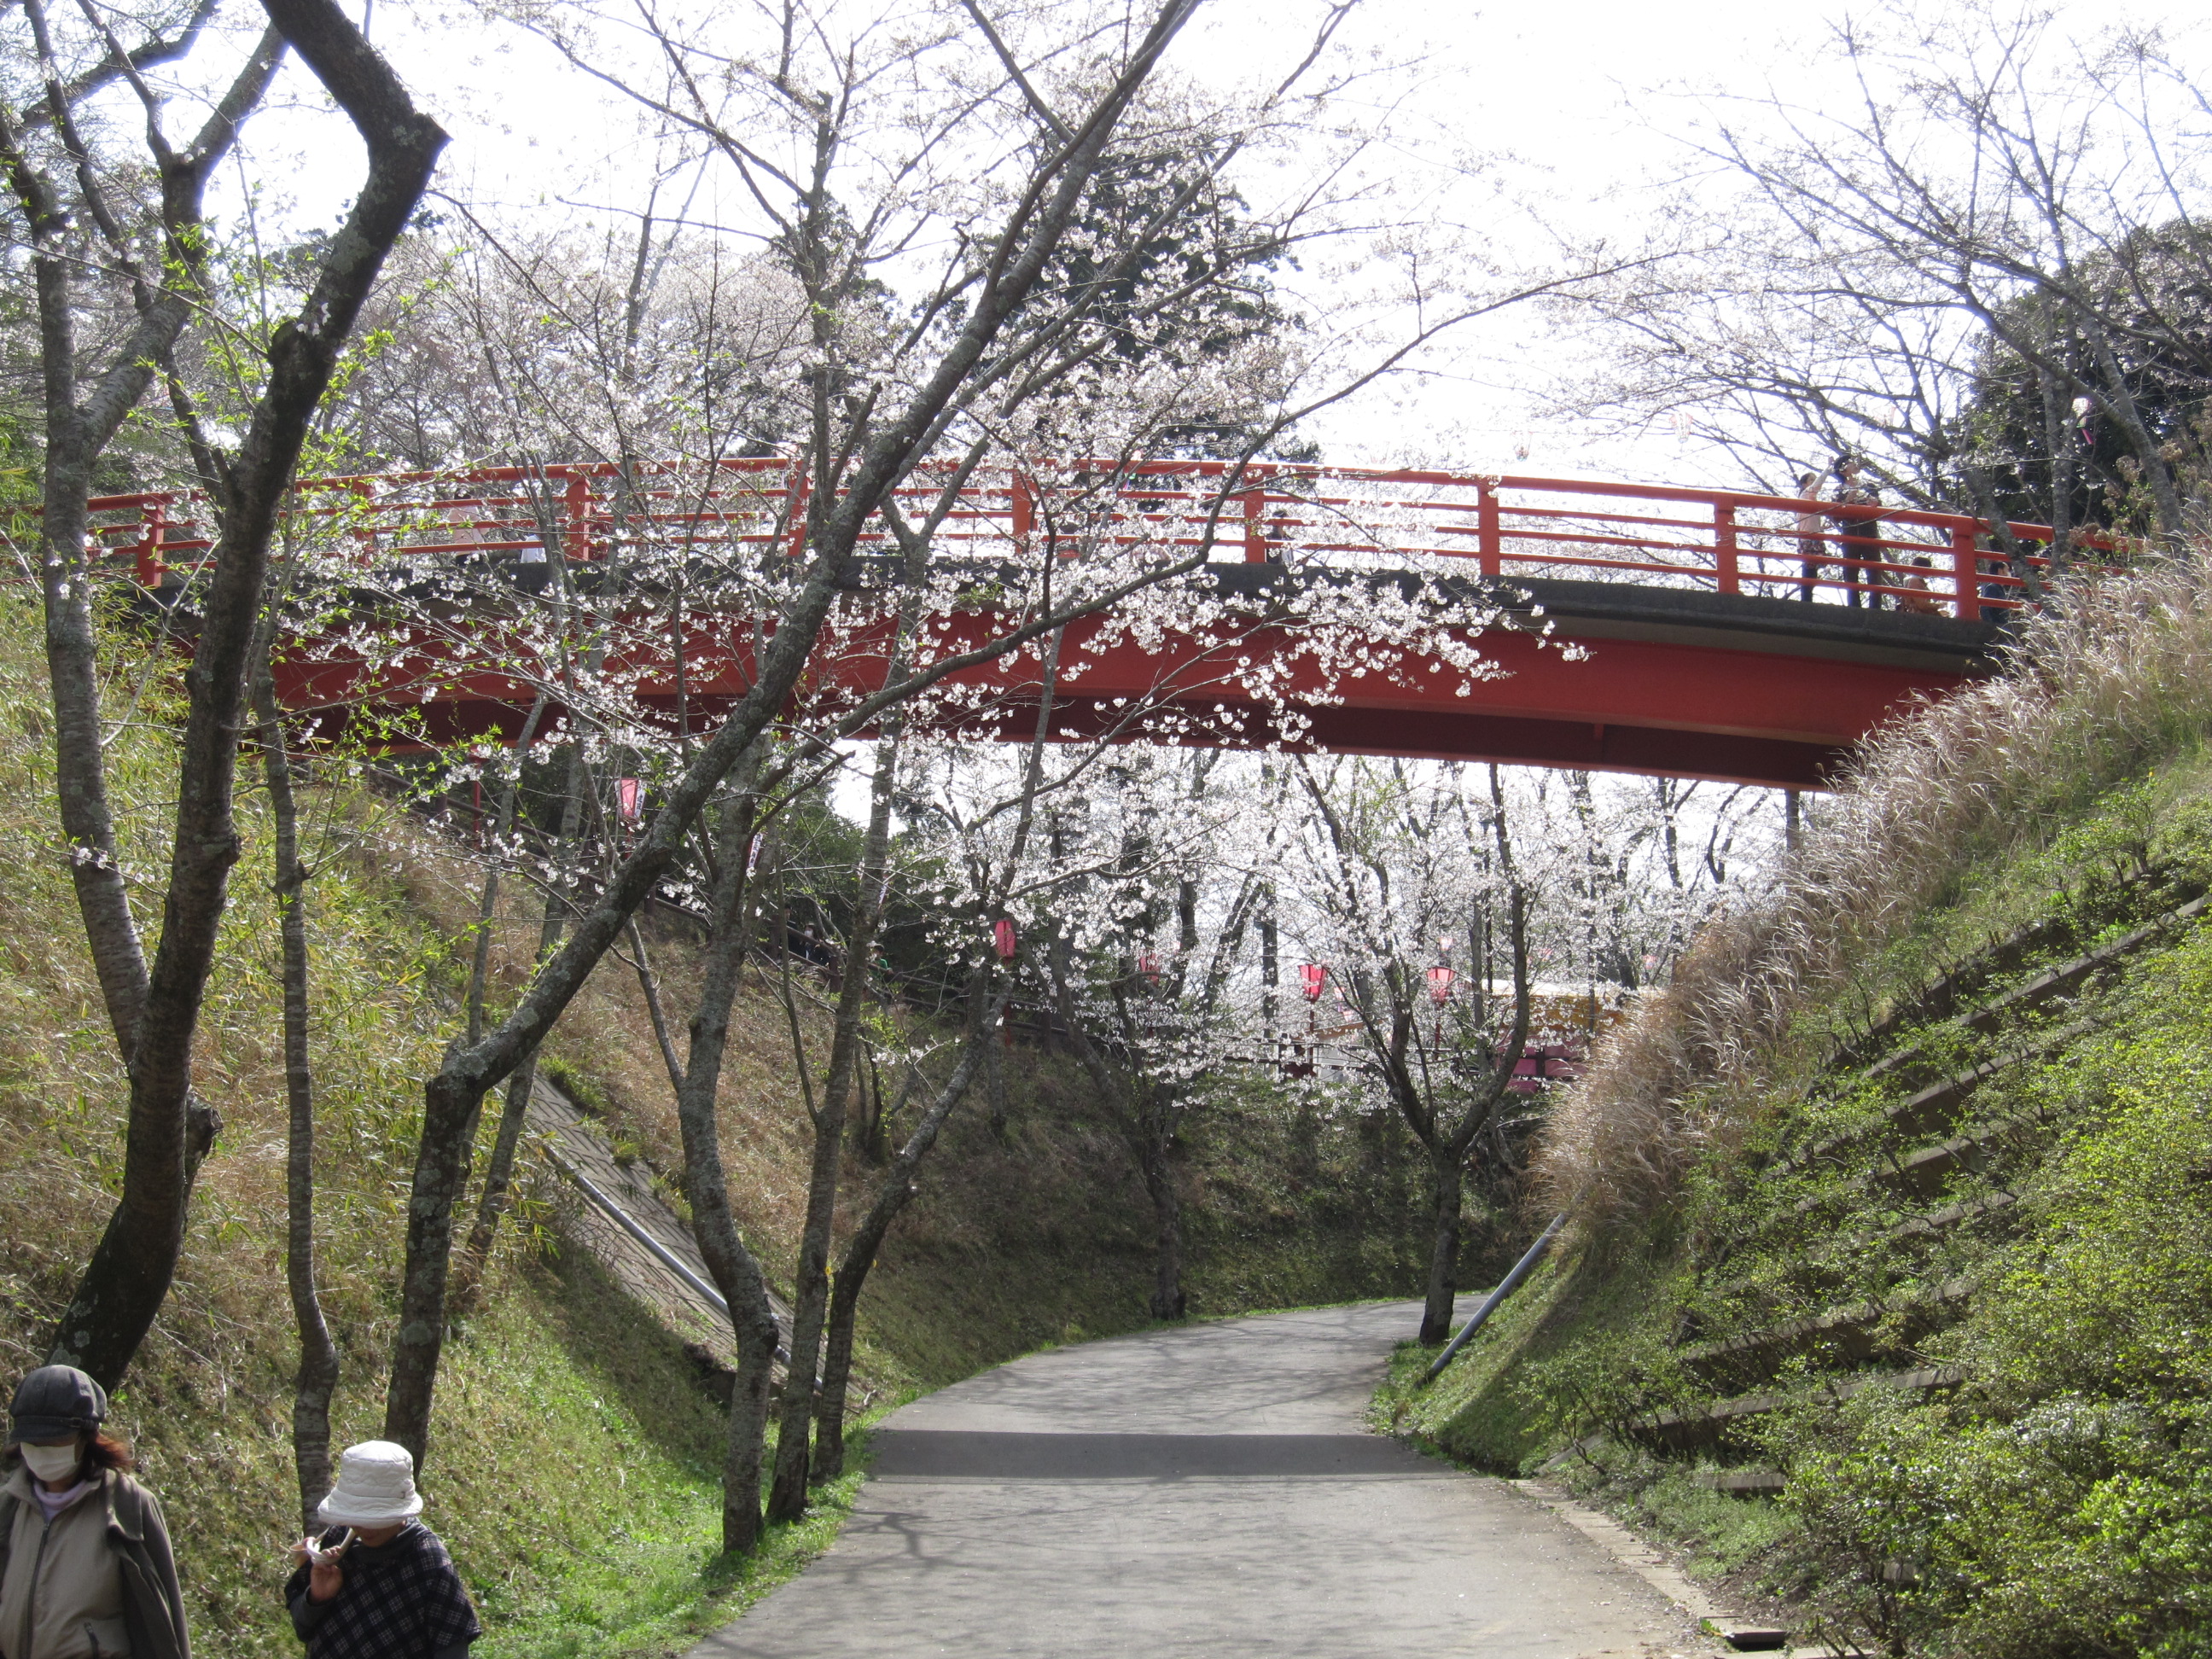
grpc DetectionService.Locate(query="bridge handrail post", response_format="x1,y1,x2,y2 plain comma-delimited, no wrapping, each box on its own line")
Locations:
1011,471,1034,555
1477,480,1501,579
350,477,375,568
786,458,811,558
1714,501,1739,595
1242,486,1267,562
135,498,167,588
563,472,592,562
1949,523,1979,620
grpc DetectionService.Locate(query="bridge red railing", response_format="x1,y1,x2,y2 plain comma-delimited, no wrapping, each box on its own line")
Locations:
61,458,2106,620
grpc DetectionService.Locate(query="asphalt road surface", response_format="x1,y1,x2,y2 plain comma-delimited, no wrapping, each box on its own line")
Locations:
696,1301,1701,1658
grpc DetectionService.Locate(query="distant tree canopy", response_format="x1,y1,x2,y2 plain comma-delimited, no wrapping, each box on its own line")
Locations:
1956,219,2212,534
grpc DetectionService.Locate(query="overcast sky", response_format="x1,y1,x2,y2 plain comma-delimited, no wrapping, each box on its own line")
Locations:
230,0,2200,487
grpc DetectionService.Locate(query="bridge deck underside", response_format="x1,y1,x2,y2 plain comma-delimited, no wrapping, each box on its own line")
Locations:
275,583,1989,790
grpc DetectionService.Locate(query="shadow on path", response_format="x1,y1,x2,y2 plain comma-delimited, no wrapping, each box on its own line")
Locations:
694,1301,1702,1658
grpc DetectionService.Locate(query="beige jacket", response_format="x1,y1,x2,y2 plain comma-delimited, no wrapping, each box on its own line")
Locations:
0,1470,187,1659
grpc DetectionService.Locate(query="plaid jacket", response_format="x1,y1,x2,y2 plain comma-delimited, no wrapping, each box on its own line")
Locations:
282,1526,479,1659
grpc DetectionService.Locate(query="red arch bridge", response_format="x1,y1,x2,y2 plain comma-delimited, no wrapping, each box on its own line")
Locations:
85,460,2093,789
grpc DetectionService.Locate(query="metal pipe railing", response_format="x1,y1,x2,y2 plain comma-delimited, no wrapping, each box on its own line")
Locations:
1423,1212,1568,1384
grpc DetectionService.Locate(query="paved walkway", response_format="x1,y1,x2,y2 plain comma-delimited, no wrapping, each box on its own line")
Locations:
696,1302,1701,1658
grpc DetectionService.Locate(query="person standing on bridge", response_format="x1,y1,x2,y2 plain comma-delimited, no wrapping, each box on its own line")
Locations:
1830,457,1884,609
284,1443,478,1659
1793,471,1825,601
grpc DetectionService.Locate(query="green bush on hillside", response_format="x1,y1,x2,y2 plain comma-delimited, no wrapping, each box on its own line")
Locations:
1768,920,2212,1658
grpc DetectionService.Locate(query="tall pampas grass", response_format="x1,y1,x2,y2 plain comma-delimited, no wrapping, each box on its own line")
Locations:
1534,553,2212,1234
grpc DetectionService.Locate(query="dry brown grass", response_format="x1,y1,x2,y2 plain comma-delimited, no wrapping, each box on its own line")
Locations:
1534,554,2212,1235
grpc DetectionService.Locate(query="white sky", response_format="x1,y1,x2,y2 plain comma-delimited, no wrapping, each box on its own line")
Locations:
226,0,1873,485
220,0,2209,486
218,0,2209,487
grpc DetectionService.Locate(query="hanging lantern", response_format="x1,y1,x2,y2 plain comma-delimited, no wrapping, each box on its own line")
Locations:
992,917,1017,961
1427,964,1456,1006
616,777,642,821
1138,951,1161,983
1298,963,1327,1003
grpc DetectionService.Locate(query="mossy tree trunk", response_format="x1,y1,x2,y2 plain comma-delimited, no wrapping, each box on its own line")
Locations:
1417,1159,1464,1346
1297,761,1534,1349
670,752,787,1556
768,726,902,1519
1138,1082,1188,1320
453,736,591,1307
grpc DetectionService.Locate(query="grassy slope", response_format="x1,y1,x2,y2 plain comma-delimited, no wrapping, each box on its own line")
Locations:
1379,751,2212,1656
0,599,1425,1659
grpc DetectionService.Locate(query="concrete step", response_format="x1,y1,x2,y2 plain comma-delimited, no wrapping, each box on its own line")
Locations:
1786,1107,2048,1216
1825,871,2199,1072
1857,1188,2016,1249
1863,892,2204,1086
1773,1016,2095,1180
525,1076,793,1371
1693,1469,1788,1498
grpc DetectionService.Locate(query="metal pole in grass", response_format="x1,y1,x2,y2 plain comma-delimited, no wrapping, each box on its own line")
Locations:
1423,1213,1567,1384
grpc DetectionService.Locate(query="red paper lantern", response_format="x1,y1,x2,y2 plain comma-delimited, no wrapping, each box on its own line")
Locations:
616,777,642,821
992,917,1017,960
1426,964,1455,1006
1298,963,1327,1003
1138,952,1161,982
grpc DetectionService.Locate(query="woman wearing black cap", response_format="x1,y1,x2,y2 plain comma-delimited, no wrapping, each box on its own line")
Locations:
0,1365,191,1659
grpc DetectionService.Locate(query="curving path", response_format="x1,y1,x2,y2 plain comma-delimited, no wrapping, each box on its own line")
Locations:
695,1302,1703,1658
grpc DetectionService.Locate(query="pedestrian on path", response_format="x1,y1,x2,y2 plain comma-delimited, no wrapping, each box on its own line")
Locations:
0,1365,191,1659
284,1443,478,1659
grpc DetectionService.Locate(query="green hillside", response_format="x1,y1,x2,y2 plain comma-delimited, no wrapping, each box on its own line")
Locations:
0,598,1428,1659
1382,565,2212,1658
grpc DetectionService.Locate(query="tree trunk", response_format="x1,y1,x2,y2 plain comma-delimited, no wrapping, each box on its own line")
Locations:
674,755,784,1554
768,731,901,1518
451,742,589,1307
253,662,339,1529
463,694,550,1045
985,1015,1010,1138
1138,1082,1187,1320
1418,1155,1464,1345
815,976,998,1482
40,0,441,1389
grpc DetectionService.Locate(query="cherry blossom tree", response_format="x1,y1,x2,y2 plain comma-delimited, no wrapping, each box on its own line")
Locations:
3,0,445,1391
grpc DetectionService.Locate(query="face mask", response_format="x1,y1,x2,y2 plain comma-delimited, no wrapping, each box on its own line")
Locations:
20,1442,82,1483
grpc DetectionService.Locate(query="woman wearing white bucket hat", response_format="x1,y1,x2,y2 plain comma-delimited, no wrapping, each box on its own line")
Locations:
282,1444,477,1659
